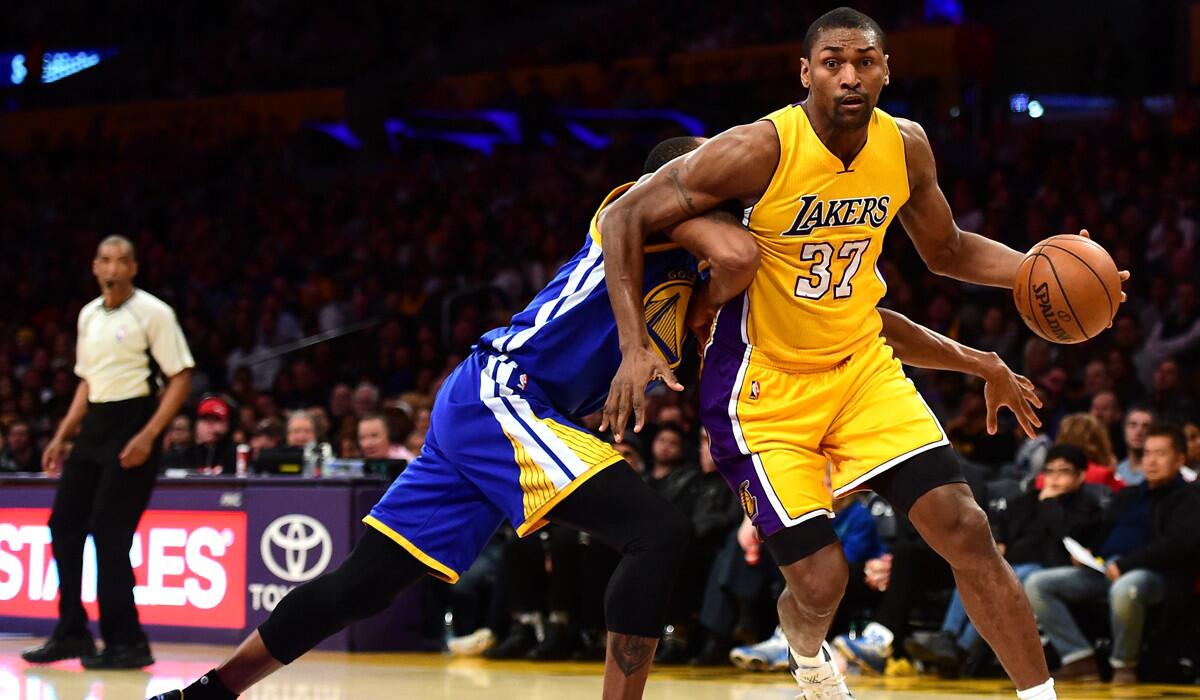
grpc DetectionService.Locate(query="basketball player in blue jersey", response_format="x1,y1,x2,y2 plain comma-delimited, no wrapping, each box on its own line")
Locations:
154,137,1039,700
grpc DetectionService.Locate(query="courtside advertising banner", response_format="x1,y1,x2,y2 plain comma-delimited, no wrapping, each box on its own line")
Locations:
0,507,247,629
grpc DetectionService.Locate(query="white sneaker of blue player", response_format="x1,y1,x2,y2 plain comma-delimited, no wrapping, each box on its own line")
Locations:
789,641,854,700
729,627,790,671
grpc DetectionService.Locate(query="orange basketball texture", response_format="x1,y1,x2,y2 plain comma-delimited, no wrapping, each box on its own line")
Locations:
1012,235,1122,344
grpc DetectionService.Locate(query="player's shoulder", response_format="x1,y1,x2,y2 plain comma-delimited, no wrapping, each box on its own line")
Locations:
892,117,930,148
891,117,935,181
698,121,780,177
716,120,780,155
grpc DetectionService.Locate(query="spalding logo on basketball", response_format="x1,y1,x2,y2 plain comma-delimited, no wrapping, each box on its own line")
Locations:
1013,235,1122,345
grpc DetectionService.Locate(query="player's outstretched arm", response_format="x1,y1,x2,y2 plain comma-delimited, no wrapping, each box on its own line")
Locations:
895,119,1025,289
879,308,1042,438
598,123,777,439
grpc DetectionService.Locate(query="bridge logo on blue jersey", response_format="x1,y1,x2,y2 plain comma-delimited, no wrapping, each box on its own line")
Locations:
643,279,692,369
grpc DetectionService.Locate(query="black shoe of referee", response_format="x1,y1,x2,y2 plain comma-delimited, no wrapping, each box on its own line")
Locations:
81,641,155,669
21,635,96,663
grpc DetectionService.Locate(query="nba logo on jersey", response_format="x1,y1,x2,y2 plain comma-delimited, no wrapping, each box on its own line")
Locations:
749,380,761,400
518,373,528,390
738,480,758,519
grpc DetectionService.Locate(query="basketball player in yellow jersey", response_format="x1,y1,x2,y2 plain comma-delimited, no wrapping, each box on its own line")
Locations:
596,8,1127,700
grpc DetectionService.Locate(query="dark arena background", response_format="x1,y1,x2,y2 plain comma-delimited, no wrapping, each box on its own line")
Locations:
1,2,1200,699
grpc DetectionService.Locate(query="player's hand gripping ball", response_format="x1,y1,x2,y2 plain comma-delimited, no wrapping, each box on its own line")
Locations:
1012,232,1127,344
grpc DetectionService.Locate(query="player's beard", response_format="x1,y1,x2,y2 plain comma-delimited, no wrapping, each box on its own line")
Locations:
832,97,873,130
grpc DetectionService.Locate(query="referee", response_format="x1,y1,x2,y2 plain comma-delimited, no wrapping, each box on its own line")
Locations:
22,236,193,669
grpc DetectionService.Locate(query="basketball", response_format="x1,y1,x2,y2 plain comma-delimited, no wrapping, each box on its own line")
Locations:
1012,235,1122,344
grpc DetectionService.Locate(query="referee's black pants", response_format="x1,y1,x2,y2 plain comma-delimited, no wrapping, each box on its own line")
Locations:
49,396,159,646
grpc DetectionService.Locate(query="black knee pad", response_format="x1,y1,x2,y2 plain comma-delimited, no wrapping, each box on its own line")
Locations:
763,515,840,566
259,527,427,664
865,445,966,516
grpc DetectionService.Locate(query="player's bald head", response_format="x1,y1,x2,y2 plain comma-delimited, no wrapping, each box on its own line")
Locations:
97,234,136,261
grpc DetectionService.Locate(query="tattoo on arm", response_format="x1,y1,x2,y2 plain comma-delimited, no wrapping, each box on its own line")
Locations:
610,634,655,677
666,167,698,215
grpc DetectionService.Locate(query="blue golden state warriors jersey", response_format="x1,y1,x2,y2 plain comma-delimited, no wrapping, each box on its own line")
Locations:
478,182,698,418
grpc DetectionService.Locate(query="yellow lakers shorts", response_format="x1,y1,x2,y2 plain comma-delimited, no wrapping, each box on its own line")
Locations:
700,331,947,537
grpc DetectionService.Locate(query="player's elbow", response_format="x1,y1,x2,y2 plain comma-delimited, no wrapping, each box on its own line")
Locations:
923,240,962,277
710,234,761,278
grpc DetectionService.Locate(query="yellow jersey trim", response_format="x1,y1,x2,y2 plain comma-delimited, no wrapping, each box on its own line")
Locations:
514,457,625,537
590,182,683,254
362,515,460,584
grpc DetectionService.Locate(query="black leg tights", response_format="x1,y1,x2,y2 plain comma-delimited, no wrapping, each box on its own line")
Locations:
547,464,692,638
258,528,428,663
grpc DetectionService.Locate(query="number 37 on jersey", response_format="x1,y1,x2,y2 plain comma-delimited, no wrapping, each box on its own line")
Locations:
792,238,872,301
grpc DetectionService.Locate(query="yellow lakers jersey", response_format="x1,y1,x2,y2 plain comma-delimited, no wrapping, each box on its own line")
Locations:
717,104,909,369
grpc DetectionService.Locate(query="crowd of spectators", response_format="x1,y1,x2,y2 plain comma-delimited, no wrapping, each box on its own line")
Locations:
2,26,1200,683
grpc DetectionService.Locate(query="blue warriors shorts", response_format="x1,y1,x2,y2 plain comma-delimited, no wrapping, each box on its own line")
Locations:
364,351,624,582
701,306,948,539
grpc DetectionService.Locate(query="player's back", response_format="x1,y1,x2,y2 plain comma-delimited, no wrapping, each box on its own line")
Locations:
711,105,909,370
479,183,697,418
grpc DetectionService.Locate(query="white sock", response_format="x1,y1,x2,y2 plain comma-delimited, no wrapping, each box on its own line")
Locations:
791,649,826,669
1016,678,1056,700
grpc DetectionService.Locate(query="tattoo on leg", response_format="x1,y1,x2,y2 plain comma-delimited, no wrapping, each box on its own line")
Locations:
666,167,698,215
611,634,654,677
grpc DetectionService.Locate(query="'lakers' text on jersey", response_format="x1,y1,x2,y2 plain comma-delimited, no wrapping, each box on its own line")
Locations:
711,105,909,370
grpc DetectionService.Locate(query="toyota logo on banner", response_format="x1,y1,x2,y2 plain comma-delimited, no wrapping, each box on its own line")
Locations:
260,514,332,582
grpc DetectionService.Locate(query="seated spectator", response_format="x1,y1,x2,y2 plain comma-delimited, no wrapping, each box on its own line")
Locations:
186,395,237,473
1183,416,1200,475
286,410,318,447
404,406,431,454
249,418,282,457
1043,413,1122,493
483,526,583,662
0,420,41,472
1024,424,1200,684
1115,406,1154,486
1006,387,1053,480
352,381,381,419
684,429,743,664
906,445,1104,677
1146,358,1197,425
946,389,1017,472
1136,280,1200,387
160,415,194,471
643,423,700,664
306,405,332,443
1089,390,1126,461
357,412,413,460
607,433,645,473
